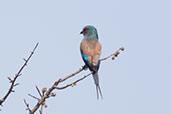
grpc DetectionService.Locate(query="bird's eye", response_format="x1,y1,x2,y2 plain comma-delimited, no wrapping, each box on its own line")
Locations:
83,29,88,35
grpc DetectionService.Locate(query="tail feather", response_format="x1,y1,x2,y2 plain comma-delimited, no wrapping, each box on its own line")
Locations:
93,72,103,99
97,84,103,99
96,86,99,99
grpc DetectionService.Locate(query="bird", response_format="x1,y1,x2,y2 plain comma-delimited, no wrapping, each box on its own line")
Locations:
80,25,103,99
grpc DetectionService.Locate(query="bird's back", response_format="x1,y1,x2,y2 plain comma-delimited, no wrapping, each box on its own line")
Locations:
80,39,101,67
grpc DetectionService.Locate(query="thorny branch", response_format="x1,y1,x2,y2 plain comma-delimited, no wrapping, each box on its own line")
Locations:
0,43,39,107
25,47,124,114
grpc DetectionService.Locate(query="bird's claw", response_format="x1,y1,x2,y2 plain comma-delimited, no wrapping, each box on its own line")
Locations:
82,65,88,70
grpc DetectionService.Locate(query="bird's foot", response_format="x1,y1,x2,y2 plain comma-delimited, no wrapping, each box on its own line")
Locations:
82,65,88,70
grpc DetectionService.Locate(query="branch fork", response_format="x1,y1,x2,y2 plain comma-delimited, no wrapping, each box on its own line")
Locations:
24,47,124,114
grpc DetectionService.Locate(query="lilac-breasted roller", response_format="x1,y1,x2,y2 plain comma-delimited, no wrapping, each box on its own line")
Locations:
80,25,103,99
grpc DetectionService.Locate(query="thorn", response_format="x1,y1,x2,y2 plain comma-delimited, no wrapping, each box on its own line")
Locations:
14,83,19,87
28,94,39,100
11,90,15,92
23,58,27,62
7,77,11,80
8,77,13,83
35,86,42,97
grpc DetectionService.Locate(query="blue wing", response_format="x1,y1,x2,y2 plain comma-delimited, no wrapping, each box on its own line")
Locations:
81,52,100,73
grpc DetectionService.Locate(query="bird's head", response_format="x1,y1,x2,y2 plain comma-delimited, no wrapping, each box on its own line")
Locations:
80,25,98,40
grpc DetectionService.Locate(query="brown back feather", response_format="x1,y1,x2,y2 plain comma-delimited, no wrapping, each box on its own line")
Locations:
80,40,102,66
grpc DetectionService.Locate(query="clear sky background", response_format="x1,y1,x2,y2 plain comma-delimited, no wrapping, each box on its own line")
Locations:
0,0,171,114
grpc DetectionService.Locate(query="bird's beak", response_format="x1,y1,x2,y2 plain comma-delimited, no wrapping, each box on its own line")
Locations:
80,31,83,34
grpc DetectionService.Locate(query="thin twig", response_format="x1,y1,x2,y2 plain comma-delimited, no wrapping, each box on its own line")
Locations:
0,43,39,106
28,94,39,101
39,105,43,114
24,99,31,113
100,47,124,61
35,86,42,97
56,73,92,90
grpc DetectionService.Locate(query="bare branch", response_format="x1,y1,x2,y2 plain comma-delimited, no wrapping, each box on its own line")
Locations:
26,47,124,114
0,43,39,106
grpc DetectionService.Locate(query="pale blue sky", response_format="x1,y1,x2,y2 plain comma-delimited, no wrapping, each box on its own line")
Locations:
0,0,171,114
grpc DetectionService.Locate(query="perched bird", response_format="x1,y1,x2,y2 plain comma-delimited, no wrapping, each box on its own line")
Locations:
80,25,103,99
